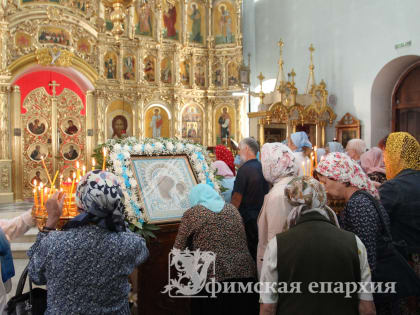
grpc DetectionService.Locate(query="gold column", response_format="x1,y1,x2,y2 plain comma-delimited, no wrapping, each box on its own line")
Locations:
258,119,265,146
0,85,13,203
96,91,106,144
86,90,95,169
11,86,22,201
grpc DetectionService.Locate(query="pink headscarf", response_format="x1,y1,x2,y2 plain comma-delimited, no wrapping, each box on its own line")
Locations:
212,160,234,178
360,147,385,175
261,143,297,184
316,152,379,198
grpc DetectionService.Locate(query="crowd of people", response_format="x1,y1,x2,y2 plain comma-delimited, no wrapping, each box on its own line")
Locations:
0,131,418,314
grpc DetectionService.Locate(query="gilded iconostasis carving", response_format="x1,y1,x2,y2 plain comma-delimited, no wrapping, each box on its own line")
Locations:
0,0,245,199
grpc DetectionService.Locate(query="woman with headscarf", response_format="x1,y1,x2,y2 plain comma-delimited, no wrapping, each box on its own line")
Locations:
360,147,387,186
256,143,297,276
259,177,375,315
326,140,344,153
214,144,236,175
174,184,257,315
28,171,149,314
315,152,390,274
212,160,235,202
288,131,313,176
378,132,420,314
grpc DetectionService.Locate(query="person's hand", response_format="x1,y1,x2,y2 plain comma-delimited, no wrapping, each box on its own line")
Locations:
45,191,66,229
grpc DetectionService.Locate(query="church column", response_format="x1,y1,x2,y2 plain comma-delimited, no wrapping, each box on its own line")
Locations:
236,0,242,46
139,48,145,85
0,84,13,203
86,90,95,169
173,95,182,138
174,45,181,87
191,52,197,89
207,98,214,146
137,93,144,139
10,86,22,201
235,97,242,142
157,45,162,87
96,90,106,144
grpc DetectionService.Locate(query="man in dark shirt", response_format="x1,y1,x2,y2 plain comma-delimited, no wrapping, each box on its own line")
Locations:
231,137,268,261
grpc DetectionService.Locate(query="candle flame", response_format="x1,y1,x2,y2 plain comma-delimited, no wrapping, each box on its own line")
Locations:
34,180,37,186
73,173,76,179
103,147,107,156
92,158,96,166
76,161,80,168
40,182,43,188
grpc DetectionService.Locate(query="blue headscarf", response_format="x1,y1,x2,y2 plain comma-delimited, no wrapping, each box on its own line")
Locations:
0,228,14,283
290,132,312,152
189,184,225,213
327,141,344,153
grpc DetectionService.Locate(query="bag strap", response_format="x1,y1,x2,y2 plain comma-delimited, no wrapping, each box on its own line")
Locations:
353,190,393,241
15,265,28,296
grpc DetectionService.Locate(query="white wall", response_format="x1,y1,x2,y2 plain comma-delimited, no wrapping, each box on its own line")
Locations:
245,0,420,146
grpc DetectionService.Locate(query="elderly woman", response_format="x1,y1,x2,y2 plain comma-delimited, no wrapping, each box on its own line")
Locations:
378,132,420,314
257,143,297,276
212,160,235,202
28,171,149,314
326,140,344,153
346,139,367,163
287,131,312,176
260,177,375,315
360,147,387,186
315,152,390,273
174,184,257,315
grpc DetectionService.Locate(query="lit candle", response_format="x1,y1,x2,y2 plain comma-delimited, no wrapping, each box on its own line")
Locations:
70,173,76,196
43,187,48,215
33,188,38,207
82,165,86,176
40,182,44,208
306,160,310,177
92,158,96,171
301,161,305,176
52,171,59,189
59,175,64,190
34,179,37,188
76,161,80,180
310,156,314,177
102,148,107,170
314,146,318,168
41,156,53,186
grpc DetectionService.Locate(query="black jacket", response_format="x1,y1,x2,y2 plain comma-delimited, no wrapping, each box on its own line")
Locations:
379,169,420,254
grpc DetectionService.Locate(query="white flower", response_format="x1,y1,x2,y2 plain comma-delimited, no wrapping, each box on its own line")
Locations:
155,142,164,151
186,143,194,152
110,152,118,161
123,151,130,159
176,143,184,153
113,159,122,169
122,144,130,152
129,178,137,188
166,142,174,152
133,144,142,153
114,143,122,151
198,173,206,182
126,169,133,177
144,143,153,154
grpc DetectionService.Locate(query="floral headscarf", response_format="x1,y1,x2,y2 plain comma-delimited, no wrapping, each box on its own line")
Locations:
284,176,339,228
360,147,385,175
215,145,235,175
66,170,126,232
316,152,379,198
384,132,420,180
212,160,234,178
261,143,297,184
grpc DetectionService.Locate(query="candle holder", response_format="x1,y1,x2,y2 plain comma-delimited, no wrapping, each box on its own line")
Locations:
32,181,80,231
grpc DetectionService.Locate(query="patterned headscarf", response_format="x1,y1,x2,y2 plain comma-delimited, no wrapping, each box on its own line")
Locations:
284,176,339,228
66,170,126,232
290,131,312,152
316,152,379,198
384,132,420,180
212,160,234,178
261,143,297,184
215,145,235,175
360,147,385,175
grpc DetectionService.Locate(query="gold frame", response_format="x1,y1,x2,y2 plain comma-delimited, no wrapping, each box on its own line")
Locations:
335,113,361,148
130,154,198,225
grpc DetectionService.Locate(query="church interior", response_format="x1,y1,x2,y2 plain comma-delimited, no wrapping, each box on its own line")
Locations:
0,0,419,314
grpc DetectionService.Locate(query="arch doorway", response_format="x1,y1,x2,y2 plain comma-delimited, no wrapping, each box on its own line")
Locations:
392,62,420,142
